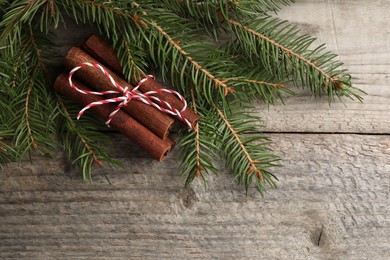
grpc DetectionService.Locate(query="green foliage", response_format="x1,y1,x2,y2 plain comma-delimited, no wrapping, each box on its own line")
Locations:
56,94,121,181
0,0,362,194
179,95,220,189
214,103,280,194
228,16,363,101
0,0,117,180
0,27,57,160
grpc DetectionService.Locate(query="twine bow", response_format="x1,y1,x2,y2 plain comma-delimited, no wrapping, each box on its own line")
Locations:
68,62,194,130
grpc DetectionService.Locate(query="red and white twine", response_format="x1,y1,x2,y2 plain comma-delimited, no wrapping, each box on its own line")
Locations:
68,62,194,130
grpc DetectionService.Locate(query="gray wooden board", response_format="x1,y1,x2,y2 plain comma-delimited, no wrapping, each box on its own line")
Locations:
1,0,390,259
1,134,389,259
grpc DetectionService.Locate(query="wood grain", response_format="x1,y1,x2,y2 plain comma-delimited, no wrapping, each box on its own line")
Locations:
1,134,389,259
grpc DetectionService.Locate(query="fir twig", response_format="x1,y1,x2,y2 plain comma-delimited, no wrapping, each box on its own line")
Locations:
229,19,334,86
150,21,235,96
56,93,121,181
215,106,263,180
228,17,363,101
179,91,219,189
191,88,203,178
24,68,39,149
213,103,279,194
57,96,102,166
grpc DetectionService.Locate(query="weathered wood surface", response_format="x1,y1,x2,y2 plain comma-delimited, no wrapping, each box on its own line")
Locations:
1,0,390,259
1,134,389,259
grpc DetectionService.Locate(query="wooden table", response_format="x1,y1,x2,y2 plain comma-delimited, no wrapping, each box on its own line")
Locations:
1,1,389,259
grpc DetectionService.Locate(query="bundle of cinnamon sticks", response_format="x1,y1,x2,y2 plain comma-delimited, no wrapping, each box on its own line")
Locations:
54,34,199,162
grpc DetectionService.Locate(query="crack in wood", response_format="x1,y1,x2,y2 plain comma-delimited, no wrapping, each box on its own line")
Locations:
317,225,324,246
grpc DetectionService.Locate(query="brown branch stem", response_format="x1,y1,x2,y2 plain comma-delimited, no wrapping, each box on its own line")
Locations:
227,77,285,88
228,19,335,85
123,37,144,79
25,69,38,149
191,88,202,177
56,95,102,166
0,0,38,41
215,106,263,180
11,37,33,88
28,27,51,80
151,22,234,96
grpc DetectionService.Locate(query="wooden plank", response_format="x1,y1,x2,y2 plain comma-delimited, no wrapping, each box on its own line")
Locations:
259,0,390,133
1,134,389,259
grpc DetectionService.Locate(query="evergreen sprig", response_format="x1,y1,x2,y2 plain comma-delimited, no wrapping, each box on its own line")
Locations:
179,88,220,189
56,94,121,181
0,0,362,194
0,0,118,180
228,17,363,101
214,103,280,194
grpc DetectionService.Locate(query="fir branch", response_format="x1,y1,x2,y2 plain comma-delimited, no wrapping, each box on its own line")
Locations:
227,77,285,90
226,76,288,104
0,0,39,41
1,2,61,160
228,17,363,101
191,88,202,178
56,94,120,181
215,105,263,180
0,89,16,168
39,0,63,33
0,0,60,48
155,0,228,37
5,36,57,159
57,96,102,166
204,44,290,104
59,0,124,37
179,89,220,189
11,71,57,158
114,25,148,81
127,6,237,99
24,68,39,149
11,37,31,88
213,103,279,193
0,129,15,168
28,26,51,79
157,0,296,37
229,19,332,84
11,73,57,158
150,21,235,96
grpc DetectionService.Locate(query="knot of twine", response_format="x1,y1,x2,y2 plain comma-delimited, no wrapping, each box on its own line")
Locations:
68,62,194,130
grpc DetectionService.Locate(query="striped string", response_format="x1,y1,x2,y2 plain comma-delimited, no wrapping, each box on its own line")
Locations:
68,62,194,130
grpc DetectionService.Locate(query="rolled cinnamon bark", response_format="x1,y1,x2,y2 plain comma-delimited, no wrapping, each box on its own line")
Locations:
54,73,174,162
64,47,174,140
81,34,200,126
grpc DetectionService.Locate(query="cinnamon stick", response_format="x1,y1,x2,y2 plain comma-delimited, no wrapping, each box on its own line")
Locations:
81,34,200,126
54,73,174,162
64,47,174,140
